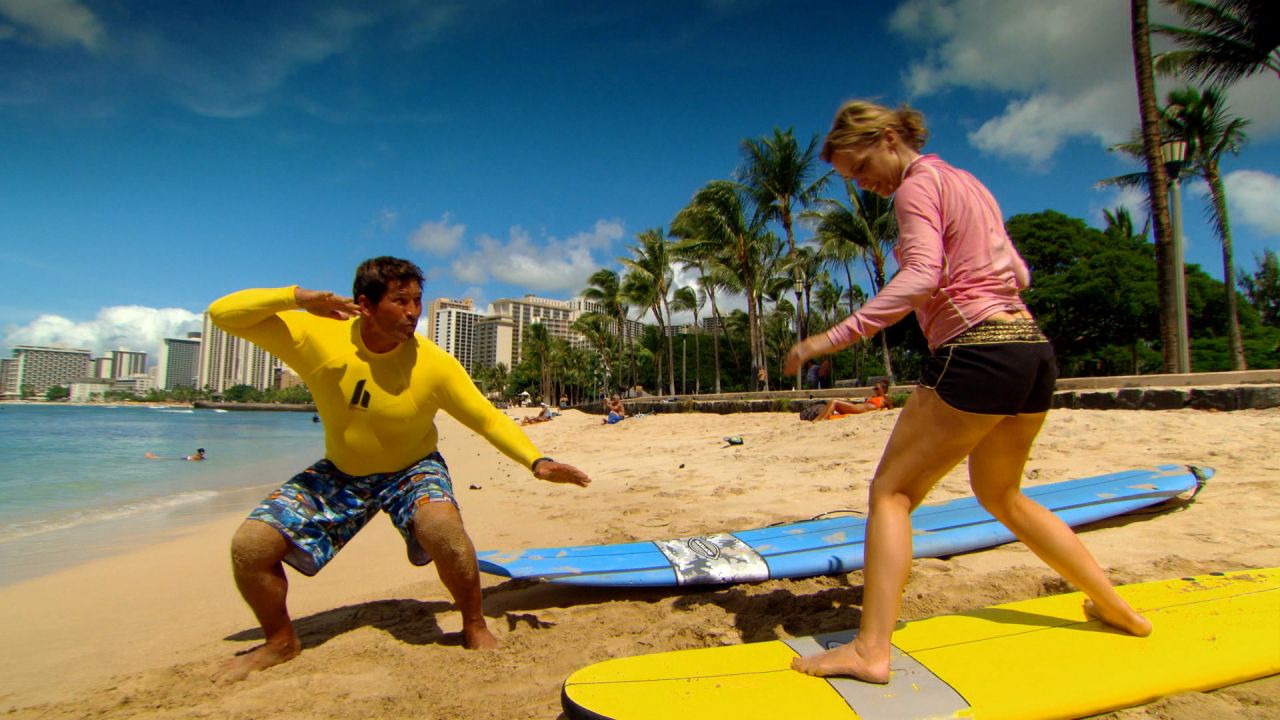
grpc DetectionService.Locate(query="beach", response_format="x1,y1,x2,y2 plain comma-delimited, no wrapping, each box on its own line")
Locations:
2,403,1278,719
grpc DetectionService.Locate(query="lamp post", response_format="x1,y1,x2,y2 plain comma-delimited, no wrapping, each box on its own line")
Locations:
1161,138,1191,375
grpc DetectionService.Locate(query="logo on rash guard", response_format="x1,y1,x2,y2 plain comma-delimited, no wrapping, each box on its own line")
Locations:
349,379,371,409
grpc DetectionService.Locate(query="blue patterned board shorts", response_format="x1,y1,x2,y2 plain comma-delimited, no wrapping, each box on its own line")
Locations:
248,451,457,576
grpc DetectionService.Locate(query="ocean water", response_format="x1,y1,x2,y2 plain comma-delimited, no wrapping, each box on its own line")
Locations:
0,403,325,584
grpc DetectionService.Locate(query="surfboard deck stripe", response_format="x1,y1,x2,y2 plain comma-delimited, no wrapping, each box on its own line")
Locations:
561,567,1280,720
479,465,1210,587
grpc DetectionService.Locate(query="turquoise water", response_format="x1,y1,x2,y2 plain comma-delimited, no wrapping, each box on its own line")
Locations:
0,403,325,583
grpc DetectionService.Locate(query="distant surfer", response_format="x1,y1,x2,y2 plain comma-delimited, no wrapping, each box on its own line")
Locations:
783,100,1150,684
145,448,205,461
206,256,591,683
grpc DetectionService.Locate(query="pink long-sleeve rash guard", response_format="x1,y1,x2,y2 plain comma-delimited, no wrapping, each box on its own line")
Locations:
826,154,1031,351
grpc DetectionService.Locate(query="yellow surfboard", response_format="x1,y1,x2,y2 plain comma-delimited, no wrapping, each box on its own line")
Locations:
561,568,1280,720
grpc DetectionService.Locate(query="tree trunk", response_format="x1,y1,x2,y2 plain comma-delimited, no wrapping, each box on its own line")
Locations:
1131,0,1181,373
1207,168,1247,370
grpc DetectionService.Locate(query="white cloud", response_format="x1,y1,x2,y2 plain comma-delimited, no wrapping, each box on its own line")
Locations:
409,213,466,254
442,218,626,294
889,0,1279,165
372,208,398,232
1224,170,1280,236
0,0,103,50
4,306,202,366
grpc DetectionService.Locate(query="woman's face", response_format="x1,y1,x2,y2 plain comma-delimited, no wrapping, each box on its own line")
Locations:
830,132,907,197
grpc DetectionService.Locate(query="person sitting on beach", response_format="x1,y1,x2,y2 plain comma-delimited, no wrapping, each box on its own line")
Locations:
206,256,591,683
800,382,894,421
783,100,1150,684
603,394,627,424
521,403,554,425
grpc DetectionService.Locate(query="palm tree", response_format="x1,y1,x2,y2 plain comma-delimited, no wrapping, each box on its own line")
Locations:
1131,0,1182,372
571,312,616,394
808,180,899,383
621,228,677,395
1164,85,1251,368
672,180,772,390
1154,0,1280,85
582,269,630,391
521,322,554,402
670,285,704,394
738,128,830,388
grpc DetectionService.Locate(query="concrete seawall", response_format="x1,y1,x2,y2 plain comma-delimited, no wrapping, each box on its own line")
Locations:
595,369,1280,416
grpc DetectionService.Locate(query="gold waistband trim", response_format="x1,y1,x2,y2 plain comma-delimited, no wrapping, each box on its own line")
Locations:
943,319,1047,346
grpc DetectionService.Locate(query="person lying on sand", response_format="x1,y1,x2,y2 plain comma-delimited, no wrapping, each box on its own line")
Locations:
206,256,591,683
521,404,554,425
800,382,894,421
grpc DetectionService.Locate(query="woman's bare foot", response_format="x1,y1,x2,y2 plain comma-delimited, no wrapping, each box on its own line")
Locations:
211,638,302,683
790,640,890,684
1083,599,1153,637
463,624,499,650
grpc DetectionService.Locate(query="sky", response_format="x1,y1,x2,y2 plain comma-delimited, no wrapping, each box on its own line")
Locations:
2,0,1277,365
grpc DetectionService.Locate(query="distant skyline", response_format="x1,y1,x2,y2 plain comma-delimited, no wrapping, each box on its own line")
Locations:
3,0,1277,365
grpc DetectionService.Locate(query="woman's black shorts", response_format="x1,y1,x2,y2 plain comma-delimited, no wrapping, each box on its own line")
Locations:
919,320,1057,416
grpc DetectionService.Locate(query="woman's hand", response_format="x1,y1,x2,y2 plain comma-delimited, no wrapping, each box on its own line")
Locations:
783,333,841,375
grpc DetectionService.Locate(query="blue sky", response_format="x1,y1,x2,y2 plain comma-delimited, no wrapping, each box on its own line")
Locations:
2,0,1277,364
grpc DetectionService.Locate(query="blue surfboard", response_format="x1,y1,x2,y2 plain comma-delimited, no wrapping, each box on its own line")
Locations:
477,464,1210,587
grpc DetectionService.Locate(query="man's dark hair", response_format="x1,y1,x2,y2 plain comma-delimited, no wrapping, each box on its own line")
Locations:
353,257,425,304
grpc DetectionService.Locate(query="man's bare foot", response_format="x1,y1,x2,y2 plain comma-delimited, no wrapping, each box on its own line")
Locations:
1083,599,1153,637
463,624,499,650
211,639,301,683
790,641,890,684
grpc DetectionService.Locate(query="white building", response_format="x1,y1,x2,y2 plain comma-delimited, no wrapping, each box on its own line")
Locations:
4,345,93,399
199,313,281,392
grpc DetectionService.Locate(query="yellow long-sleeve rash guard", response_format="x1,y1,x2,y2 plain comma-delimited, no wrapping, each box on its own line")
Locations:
208,286,543,477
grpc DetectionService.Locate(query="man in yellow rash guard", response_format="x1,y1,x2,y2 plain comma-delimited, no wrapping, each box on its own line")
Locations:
207,256,591,683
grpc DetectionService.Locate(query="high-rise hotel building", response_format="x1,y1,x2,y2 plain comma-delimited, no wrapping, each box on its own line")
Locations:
426,299,483,374
1,345,93,399
160,333,202,390
199,313,280,392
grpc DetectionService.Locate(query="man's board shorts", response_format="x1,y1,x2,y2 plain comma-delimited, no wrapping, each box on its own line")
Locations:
248,451,457,576
919,319,1057,416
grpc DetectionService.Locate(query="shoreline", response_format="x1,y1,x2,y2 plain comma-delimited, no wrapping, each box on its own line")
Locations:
2,406,1278,718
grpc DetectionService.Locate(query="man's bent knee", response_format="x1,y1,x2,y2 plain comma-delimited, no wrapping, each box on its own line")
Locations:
230,519,289,570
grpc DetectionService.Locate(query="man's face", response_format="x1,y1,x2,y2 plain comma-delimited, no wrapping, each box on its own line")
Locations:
364,279,422,346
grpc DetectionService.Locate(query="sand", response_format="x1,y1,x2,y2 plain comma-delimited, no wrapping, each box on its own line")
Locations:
2,403,1278,719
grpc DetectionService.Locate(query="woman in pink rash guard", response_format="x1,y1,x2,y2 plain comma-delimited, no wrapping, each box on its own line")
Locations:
783,100,1152,684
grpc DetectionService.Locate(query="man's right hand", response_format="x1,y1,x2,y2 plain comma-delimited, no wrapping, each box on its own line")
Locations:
294,288,362,320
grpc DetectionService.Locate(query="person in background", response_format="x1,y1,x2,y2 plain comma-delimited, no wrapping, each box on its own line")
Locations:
800,382,893,421
206,256,591,683
783,100,1150,684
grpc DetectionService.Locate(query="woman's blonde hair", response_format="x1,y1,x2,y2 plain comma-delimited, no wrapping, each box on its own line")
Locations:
821,100,928,162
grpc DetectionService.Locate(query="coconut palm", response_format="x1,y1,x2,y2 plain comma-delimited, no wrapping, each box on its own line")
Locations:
808,180,899,383
1164,85,1251,368
672,180,772,390
1131,0,1182,372
621,227,677,395
670,285,704,394
571,312,617,393
1154,0,1280,85
738,128,830,388
582,269,630,391
1101,85,1250,369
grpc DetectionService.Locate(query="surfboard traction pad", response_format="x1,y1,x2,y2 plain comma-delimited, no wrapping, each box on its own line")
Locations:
653,532,770,585
784,631,968,720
